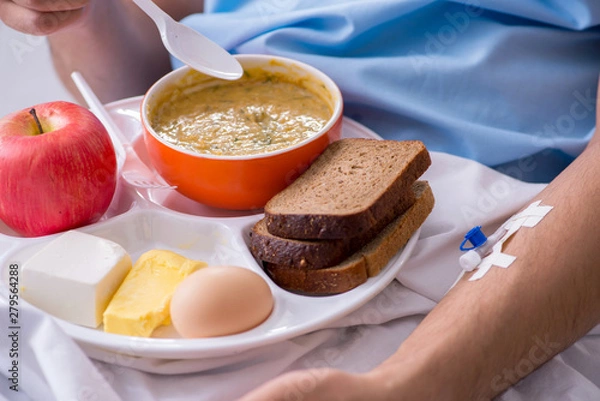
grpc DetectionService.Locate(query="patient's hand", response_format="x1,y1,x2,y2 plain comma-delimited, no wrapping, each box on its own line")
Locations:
239,368,388,401
0,0,91,35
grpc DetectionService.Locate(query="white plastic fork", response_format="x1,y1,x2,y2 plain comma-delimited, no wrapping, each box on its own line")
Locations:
70,71,175,190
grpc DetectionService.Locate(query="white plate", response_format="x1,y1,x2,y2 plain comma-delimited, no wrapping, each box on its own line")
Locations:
0,97,419,360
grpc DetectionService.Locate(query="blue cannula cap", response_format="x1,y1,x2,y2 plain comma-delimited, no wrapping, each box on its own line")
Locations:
459,226,487,251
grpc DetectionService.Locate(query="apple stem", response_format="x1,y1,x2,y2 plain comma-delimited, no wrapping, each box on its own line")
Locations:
29,108,44,135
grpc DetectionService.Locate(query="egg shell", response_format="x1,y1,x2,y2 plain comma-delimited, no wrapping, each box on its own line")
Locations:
170,265,274,338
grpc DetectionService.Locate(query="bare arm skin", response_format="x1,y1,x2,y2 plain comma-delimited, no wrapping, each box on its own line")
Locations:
370,131,600,400
0,0,204,103
239,89,600,401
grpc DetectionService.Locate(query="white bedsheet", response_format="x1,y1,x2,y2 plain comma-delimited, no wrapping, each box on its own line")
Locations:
1,151,599,401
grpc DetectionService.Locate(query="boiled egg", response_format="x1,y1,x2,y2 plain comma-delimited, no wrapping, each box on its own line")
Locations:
170,265,274,338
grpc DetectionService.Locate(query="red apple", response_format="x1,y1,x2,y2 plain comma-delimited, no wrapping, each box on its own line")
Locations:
0,101,117,237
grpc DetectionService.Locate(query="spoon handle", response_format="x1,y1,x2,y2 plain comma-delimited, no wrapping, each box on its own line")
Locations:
71,71,175,190
70,71,127,168
131,0,173,31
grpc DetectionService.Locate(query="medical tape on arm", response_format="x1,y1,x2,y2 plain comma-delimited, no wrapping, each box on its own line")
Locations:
458,200,553,282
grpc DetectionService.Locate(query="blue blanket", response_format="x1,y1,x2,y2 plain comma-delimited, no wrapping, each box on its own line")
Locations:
177,0,600,182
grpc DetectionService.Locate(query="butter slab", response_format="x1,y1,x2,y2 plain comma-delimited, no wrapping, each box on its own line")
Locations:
102,249,207,337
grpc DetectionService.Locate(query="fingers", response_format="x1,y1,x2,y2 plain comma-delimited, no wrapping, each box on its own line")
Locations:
0,0,87,35
239,369,376,401
240,370,315,401
12,0,88,12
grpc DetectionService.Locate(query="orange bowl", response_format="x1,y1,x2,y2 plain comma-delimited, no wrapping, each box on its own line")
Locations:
141,54,343,210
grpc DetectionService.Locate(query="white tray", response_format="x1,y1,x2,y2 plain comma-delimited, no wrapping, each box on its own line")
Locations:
0,96,419,360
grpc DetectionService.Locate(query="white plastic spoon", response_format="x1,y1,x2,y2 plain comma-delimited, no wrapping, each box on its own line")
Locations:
131,0,243,80
71,71,175,190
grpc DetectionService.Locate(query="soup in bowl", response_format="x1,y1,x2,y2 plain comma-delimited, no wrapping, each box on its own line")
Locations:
141,54,343,210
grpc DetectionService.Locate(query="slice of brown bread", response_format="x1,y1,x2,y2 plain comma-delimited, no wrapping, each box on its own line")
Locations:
249,185,416,269
264,138,431,240
263,181,434,295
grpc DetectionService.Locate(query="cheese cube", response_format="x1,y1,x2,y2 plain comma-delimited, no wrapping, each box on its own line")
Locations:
21,230,131,328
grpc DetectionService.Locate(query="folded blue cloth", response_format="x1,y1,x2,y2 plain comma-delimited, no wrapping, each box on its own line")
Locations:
176,0,600,182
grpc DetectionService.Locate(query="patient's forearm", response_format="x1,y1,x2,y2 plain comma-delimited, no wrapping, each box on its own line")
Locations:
371,138,600,400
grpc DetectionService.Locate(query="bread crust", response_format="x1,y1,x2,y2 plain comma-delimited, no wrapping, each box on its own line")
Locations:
263,181,435,295
250,188,416,269
264,139,431,240
263,259,368,295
